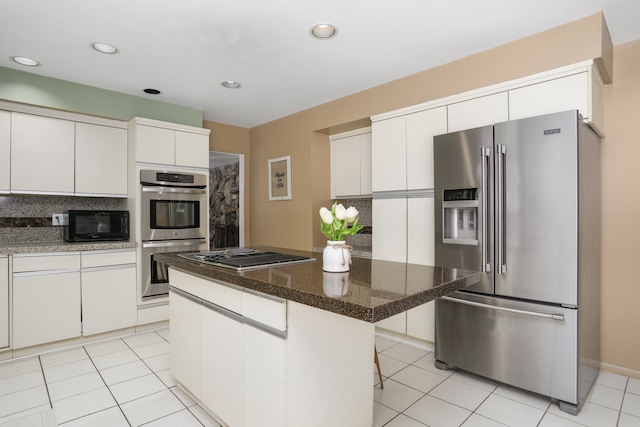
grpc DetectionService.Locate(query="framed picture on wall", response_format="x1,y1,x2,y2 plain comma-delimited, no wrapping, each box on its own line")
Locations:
268,155,291,201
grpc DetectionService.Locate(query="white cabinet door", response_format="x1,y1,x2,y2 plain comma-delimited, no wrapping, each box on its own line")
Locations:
201,304,244,427
244,324,286,427
331,135,361,197
75,123,128,197
406,303,435,342
406,107,448,190
0,111,9,193
136,125,175,165
509,72,588,121
81,265,137,336
407,198,434,266
447,92,509,133
372,198,407,262
175,131,209,168
13,270,81,348
11,113,75,195
0,256,8,349
372,116,406,192
373,198,407,334
360,132,372,195
170,291,202,399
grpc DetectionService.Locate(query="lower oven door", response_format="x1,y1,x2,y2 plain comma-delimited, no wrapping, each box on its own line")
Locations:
141,239,207,300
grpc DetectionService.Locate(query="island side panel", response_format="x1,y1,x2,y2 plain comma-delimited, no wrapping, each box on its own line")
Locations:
288,300,375,427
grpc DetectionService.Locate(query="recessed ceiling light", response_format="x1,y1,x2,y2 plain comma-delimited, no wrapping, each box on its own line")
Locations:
11,56,40,67
309,23,338,39
143,88,161,95
91,42,119,54
221,81,241,89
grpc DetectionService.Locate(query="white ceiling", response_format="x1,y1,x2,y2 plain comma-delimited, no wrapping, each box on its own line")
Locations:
1,0,639,128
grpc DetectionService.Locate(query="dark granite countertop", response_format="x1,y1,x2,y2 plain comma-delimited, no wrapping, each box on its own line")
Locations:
156,247,480,323
0,241,137,255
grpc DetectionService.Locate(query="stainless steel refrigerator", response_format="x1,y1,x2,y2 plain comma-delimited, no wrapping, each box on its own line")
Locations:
433,110,600,415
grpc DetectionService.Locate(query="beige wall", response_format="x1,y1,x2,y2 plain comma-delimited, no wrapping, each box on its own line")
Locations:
203,120,252,244
600,39,640,374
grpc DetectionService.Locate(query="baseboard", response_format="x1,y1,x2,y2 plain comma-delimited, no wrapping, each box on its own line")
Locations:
600,361,640,380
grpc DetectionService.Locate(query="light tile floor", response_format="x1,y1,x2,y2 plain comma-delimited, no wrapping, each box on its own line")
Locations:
0,329,639,426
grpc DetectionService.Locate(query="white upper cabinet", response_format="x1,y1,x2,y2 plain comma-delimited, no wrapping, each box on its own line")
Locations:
0,111,9,193
175,131,210,169
75,123,128,197
372,116,407,192
132,118,210,168
330,128,372,198
136,125,175,165
447,92,509,133
372,107,447,193
508,68,604,135
406,107,448,190
11,112,76,195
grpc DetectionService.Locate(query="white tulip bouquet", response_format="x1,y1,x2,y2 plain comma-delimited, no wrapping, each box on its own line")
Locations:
319,202,364,242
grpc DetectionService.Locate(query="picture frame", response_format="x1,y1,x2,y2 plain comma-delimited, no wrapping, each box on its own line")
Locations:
268,155,292,201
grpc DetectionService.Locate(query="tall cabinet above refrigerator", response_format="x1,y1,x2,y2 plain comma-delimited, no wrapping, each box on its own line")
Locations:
433,110,600,415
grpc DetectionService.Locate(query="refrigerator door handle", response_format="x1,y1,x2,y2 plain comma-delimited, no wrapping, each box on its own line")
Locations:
441,296,565,321
481,146,491,272
496,144,507,274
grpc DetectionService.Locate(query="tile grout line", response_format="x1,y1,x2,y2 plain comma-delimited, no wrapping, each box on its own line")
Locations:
36,355,53,411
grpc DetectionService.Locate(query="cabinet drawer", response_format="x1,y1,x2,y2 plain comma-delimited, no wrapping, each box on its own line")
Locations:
170,268,242,314
13,253,81,273
243,291,287,331
81,250,136,268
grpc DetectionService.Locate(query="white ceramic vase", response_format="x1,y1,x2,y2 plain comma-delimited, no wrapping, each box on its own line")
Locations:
322,240,351,272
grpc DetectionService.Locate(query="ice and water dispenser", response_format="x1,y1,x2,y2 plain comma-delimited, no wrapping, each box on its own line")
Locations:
442,188,478,245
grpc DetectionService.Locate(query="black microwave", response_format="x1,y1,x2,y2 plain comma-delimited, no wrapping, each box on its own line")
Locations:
64,210,130,242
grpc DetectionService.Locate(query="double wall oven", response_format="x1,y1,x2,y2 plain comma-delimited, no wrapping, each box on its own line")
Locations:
140,169,208,300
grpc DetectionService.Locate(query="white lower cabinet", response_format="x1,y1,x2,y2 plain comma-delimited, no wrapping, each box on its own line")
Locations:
170,269,288,427
201,304,244,427
244,324,286,427
81,265,136,336
13,253,81,349
81,250,137,336
169,291,201,398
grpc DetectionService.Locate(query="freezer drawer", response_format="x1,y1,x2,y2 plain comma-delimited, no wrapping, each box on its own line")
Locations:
435,293,578,405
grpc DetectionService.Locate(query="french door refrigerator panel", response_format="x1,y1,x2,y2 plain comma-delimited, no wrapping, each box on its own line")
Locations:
495,112,579,305
433,125,494,295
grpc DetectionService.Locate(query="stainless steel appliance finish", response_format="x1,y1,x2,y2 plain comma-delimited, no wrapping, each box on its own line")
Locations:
178,249,316,271
434,110,600,415
139,169,209,300
140,170,207,242
141,239,207,300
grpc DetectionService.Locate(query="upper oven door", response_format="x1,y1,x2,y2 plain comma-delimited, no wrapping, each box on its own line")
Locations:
141,186,207,241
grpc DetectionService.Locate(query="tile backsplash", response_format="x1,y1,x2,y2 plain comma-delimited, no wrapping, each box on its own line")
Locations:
0,195,125,243
335,198,372,250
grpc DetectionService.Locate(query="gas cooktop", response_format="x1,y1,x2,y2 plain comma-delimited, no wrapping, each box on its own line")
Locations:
178,248,316,271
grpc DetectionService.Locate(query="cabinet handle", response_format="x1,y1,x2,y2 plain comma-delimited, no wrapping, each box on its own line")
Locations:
13,269,79,277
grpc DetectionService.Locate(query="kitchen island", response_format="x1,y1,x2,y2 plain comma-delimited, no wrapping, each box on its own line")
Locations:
156,248,479,427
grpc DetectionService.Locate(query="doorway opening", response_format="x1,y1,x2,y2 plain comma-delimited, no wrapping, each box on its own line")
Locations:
209,151,244,249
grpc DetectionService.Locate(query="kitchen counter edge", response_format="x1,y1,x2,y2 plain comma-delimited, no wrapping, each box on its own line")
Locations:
156,252,481,323
0,241,138,255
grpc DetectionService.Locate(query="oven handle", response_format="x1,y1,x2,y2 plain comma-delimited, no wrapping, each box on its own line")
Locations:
142,186,206,194
142,239,206,248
